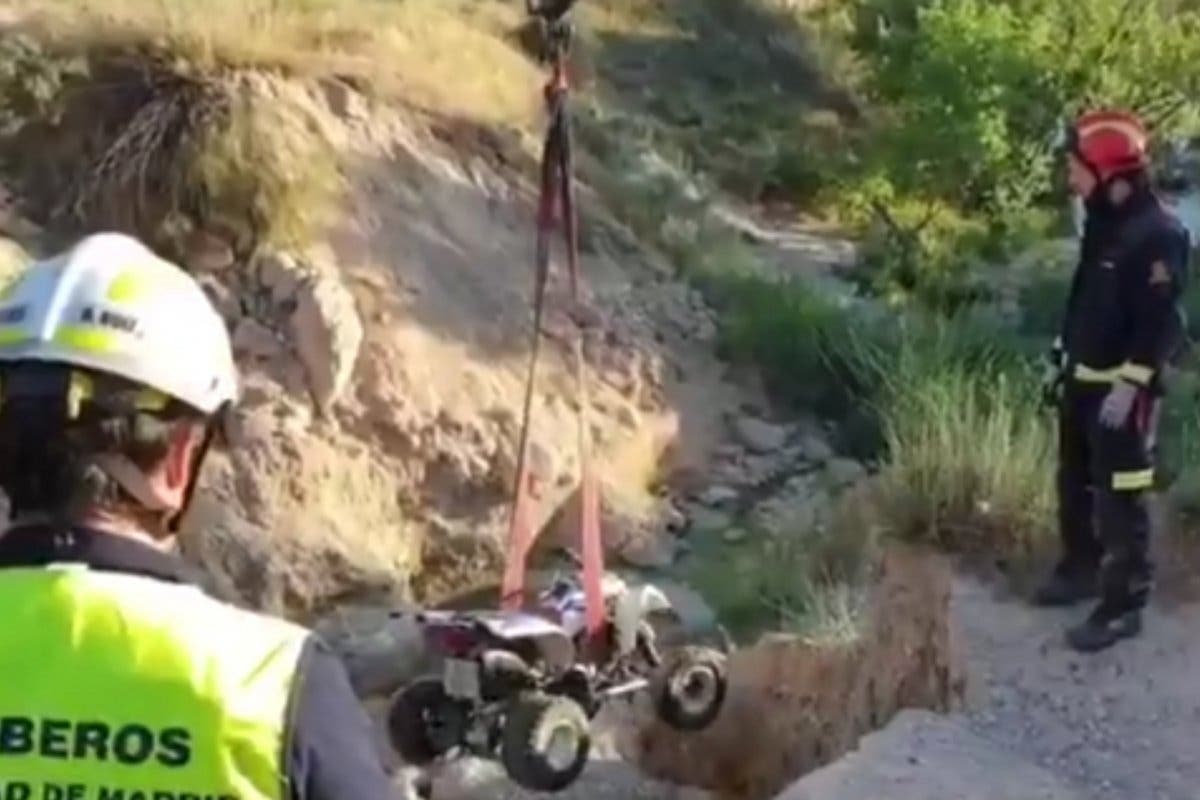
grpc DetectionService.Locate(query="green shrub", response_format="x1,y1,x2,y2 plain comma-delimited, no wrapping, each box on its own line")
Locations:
851,0,1200,215
1182,272,1200,342
704,270,876,417
583,0,864,207
685,516,875,643
812,0,1200,306
1018,268,1072,340
0,34,87,151
841,180,990,310
1157,365,1200,515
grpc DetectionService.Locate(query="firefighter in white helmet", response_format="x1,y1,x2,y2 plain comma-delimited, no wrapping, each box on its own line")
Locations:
0,232,392,798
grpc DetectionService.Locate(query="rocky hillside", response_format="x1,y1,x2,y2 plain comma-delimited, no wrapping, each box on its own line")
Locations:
0,15,867,619
173,81,687,614
159,76,754,616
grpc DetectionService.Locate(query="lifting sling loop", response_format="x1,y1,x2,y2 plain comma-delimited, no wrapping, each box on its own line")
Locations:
499,1,605,639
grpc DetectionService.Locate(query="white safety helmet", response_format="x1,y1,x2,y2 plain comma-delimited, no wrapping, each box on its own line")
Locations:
0,231,237,416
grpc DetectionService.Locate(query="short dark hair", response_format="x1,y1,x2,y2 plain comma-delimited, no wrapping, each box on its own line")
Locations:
0,362,203,519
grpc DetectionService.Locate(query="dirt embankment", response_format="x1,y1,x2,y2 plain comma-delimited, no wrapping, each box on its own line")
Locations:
779,535,1200,800
617,547,966,800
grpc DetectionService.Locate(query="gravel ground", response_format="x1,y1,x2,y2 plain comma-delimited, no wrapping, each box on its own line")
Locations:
955,577,1200,800
780,574,1200,800
777,709,1087,800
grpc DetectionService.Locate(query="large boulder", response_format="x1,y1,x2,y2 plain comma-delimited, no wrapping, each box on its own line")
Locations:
290,264,364,414
180,401,421,620
313,605,431,698
731,415,788,454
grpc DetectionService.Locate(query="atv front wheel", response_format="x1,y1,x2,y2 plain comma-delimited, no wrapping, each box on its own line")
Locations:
653,646,728,731
500,692,590,792
386,677,467,764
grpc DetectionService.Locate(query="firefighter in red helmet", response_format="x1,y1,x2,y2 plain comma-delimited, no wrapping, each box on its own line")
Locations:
1036,109,1191,652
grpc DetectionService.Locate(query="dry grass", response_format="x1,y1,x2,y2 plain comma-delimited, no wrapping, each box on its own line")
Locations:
187,83,343,249
0,0,549,246
10,0,544,128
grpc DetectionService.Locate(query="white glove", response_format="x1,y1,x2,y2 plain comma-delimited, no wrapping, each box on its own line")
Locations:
1099,381,1139,429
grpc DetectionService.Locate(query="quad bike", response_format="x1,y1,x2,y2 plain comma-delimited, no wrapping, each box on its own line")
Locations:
386,571,728,793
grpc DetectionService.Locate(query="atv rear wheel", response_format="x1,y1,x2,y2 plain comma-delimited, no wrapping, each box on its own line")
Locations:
500,692,590,792
653,646,727,731
386,677,467,764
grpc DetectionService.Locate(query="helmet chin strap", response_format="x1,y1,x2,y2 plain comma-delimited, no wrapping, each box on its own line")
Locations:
92,453,177,533
167,422,217,534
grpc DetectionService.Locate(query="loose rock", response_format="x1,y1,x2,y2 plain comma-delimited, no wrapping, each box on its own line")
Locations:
618,534,678,570
185,229,236,272
734,416,789,454
723,527,749,544
232,317,283,360
699,485,739,507
258,250,308,305
801,433,834,463
197,274,241,324
824,457,867,490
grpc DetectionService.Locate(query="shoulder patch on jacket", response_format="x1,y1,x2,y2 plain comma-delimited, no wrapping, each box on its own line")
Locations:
1150,260,1172,285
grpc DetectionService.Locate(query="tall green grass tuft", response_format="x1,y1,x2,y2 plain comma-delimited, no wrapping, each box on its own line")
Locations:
859,323,1056,557
685,500,878,644
1158,366,1200,523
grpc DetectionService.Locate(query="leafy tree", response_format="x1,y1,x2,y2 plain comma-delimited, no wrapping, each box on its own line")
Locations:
830,0,1200,307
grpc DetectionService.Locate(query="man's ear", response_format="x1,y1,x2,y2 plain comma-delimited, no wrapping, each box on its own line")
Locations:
163,422,204,494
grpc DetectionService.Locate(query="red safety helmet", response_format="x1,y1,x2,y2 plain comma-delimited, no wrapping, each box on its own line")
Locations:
1066,109,1150,182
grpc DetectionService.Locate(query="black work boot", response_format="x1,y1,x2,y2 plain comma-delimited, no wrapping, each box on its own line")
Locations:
1033,565,1098,607
1065,607,1142,653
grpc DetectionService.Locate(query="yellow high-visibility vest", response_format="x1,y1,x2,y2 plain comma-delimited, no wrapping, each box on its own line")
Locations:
0,565,310,800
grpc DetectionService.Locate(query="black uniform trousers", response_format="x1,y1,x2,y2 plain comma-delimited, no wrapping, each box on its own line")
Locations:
1057,380,1159,617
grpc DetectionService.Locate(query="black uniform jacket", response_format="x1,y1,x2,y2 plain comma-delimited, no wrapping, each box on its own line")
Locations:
1062,185,1191,392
